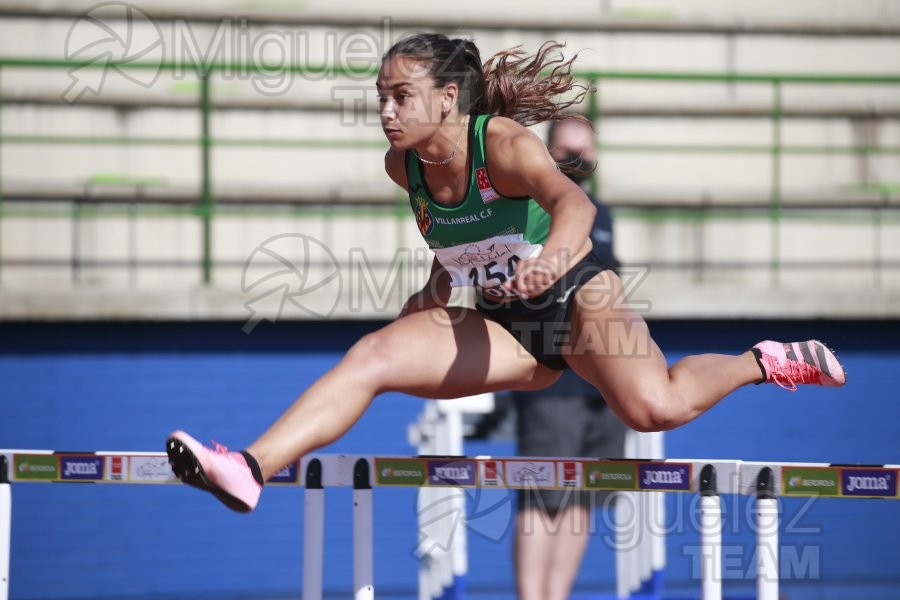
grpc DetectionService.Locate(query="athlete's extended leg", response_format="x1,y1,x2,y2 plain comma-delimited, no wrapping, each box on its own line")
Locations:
247,307,558,475
563,271,844,432
168,307,560,511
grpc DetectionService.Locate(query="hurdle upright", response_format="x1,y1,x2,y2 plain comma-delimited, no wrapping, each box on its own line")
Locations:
0,456,10,600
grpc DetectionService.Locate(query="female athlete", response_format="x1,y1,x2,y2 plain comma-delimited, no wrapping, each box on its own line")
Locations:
166,34,845,512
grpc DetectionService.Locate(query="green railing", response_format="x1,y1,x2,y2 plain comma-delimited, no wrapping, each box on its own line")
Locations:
1,56,899,286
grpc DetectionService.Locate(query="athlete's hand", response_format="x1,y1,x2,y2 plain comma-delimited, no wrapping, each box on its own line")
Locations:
502,256,559,299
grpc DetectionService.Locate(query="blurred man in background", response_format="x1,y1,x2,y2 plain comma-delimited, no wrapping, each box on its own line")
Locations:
513,117,629,600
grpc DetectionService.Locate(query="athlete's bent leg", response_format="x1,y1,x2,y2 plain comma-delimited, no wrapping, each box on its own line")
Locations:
564,271,790,432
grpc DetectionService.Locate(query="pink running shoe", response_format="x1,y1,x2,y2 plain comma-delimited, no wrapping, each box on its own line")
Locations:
166,430,262,513
753,340,846,391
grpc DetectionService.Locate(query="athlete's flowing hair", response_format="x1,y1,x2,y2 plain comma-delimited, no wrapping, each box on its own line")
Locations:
383,33,591,130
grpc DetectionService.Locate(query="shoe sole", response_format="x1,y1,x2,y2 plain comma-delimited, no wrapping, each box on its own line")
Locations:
166,436,253,513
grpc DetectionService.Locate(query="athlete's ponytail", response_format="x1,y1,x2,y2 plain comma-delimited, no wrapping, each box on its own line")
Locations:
383,34,590,128
482,42,589,128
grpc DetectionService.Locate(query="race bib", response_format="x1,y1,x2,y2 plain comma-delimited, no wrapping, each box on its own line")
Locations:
433,234,543,299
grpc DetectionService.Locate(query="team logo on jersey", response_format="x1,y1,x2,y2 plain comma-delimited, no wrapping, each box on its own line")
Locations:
475,167,499,203
414,196,434,236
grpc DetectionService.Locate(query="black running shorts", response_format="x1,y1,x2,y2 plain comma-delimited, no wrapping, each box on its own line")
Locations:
474,253,611,370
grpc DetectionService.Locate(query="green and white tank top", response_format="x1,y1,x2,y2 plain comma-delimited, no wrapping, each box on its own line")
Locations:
406,114,551,299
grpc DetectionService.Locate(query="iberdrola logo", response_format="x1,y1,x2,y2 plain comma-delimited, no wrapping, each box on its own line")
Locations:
788,476,835,489
415,196,434,236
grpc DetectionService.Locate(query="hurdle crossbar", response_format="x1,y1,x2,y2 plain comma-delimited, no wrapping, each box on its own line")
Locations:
2,451,898,600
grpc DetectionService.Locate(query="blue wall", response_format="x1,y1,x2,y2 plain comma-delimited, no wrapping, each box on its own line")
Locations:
1,320,898,599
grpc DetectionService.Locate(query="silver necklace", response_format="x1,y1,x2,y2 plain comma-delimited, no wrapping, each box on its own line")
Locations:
415,116,468,166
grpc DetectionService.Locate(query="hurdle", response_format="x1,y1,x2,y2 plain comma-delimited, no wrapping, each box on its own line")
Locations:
409,395,495,599
408,397,666,599
2,450,899,600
